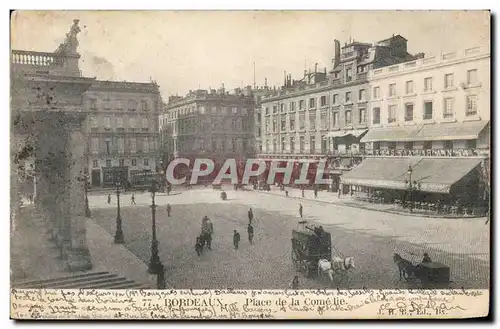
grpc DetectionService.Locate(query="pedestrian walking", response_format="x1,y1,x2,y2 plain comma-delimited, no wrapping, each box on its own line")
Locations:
247,224,254,245
167,204,171,217
299,204,303,218
233,230,240,250
289,275,299,289
107,194,111,204
338,188,341,198
285,190,289,197
314,188,318,198
301,188,305,198
131,194,136,205
248,208,253,224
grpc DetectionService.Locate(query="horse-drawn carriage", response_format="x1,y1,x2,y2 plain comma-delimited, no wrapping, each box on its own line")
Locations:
393,253,451,288
291,221,355,285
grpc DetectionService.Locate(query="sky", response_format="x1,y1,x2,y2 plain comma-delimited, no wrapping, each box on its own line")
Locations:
10,10,490,99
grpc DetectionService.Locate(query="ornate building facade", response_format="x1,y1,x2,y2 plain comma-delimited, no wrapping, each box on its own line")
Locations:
83,81,162,187
342,45,490,211
159,86,260,182
257,35,423,188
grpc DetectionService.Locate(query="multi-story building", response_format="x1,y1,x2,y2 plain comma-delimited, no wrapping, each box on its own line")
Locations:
159,86,259,182
258,35,422,188
342,45,490,211
84,81,162,187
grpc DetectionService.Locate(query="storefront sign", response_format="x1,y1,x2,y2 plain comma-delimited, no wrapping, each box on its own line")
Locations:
367,148,482,157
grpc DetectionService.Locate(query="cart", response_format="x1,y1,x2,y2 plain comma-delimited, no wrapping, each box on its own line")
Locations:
291,221,332,278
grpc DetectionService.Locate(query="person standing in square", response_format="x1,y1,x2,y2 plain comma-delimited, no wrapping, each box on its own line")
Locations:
233,230,241,250
299,204,303,218
247,224,254,245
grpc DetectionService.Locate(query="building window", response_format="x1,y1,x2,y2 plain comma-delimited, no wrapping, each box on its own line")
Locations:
272,139,277,153
445,73,454,89
299,100,305,110
141,100,148,111
272,119,277,133
443,98,454,118
91,137,99,154
273,105,278,114
290,101,296,112
466,95,478,116
118,138,124,154
143,137,149,152
289,117,295,131
265,107,269,115
388,105,397,123
333,94,338,104
424,77,433,92
144,158,149,166
310,136,315,153
346,67,352,82
142,118,149,131
320,95,327,107
128,100,137,111
280,104,285,113
388,142,396,150
89,99,97,110
372,107,380,124
359,108,366,124
105,140,111,155
232,138,237,152
424,101,433,120
309,112,316,130
444,140,453,150
423,141,432,150
104,116,111,129
132,159,137,166
373,86,380,99
373,142,381,150
345,110,352,125
358,89,366,101
130,138,136,153
232,119,238,130
129,117,135,130
309,98,316,109
332,111,339,126
299,136,305,153
320,111,328,130
281,119,286,132
467,139,477,149
281,137,286,152
467,69,478,85
299,113,305,130
389,83,396,97
92,160,98,168
405,80,414,94
405,103,414,121
115,116,123,129
345,92,351,103
106,159,111,167
404,142,414,150
232,107,238,114
119,159,125,167
90,115,98,128
290,137,296,152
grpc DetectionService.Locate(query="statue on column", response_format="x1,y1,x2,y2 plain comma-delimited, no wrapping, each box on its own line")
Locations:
55,19,81,55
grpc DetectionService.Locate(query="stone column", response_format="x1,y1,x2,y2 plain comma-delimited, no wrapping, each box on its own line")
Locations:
65,119,92,271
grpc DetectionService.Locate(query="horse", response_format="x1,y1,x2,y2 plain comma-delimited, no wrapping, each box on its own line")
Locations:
318,257,355,285
393,253,419,281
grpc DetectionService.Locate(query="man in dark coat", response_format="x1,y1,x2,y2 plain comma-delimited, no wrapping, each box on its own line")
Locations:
422,253,432,263
248,208,253,224
107,194,111,204
299,204,303,218
195,236,203,256
167,204,171,217
247,224,254,245
233,230,241,250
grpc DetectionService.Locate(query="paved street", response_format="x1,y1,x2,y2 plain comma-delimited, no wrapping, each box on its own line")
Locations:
90,187,490,289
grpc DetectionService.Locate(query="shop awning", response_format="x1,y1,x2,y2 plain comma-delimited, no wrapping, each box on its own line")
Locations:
341,157,483,194
360,126,419,142
360,121,489,143
326,129,368,139
412,120,489,141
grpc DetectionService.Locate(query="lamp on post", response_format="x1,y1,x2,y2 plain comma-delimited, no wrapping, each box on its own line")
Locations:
114,181,125,244
407,165,413,213
148,179,164,275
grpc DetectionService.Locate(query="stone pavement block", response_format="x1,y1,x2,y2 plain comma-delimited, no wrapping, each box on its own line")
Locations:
86,219,158,288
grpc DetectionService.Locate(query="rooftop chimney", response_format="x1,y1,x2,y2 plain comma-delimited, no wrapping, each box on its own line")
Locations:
334,39,341,68
315,63,318,74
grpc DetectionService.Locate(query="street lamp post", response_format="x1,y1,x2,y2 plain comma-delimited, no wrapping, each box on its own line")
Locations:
407,165,413,213
84,174,91,218
114,181,125,244
148,179,164,276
